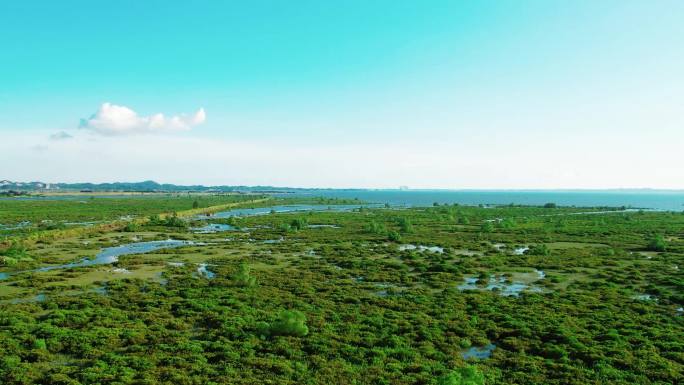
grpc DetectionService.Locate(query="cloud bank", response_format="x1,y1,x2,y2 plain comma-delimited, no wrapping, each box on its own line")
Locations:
79,103,206,136
3,130,682,189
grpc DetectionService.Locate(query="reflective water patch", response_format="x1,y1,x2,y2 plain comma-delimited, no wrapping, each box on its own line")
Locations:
461,344,496,360
197,263,215,279
398,244,444,253
191,223,236,233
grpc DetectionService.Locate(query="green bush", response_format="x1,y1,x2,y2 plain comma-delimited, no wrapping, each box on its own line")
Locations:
526,244,550,256
499,218,516,229
0,242,27,259
647,235,666,252
33,339,47,350
233,263,257,287
366,220,386,235
480,222,494,233
256,321,271,338
436,366,484,385
397,217,413,233
122,222,138,232
163,215,187,228
267,310,309,337
290,218,308,231
387,231,402,242
147,213,187,228
0,256,18,266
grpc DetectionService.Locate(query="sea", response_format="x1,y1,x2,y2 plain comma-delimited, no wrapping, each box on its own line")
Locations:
284,190,684,211
3,189,683,211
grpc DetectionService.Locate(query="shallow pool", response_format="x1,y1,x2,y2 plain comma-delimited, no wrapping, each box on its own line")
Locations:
461,344,496,360
0,240,195,281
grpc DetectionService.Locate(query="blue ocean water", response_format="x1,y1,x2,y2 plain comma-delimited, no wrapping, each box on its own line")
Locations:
287,190,684,211
2,189,683,211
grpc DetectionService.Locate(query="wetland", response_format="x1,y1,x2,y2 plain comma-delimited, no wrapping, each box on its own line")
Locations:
0,194,682,384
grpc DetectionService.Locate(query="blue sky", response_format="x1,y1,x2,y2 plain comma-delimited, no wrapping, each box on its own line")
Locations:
1,1,683,188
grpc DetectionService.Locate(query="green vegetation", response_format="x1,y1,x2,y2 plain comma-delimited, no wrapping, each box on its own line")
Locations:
122,222,139,232
648,234,667,252
365,220,387,235
0,197,682,384
397,217,413,233
232,263,257,287
437,366,485,385
387,230,402,242
261,310,310,338
289,217,308,231
526,244,550,256
0,194,258,236
0,241,28,266
147,213,187,228
480,222,494,233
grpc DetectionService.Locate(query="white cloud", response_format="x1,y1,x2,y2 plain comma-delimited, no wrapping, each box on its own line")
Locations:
79,103,206,136
49,131,73,141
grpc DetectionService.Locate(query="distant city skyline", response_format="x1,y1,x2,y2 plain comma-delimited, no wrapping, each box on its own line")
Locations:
1,1,683,189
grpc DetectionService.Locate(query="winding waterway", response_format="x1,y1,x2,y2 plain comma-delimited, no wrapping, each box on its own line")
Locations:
0,240,195,281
